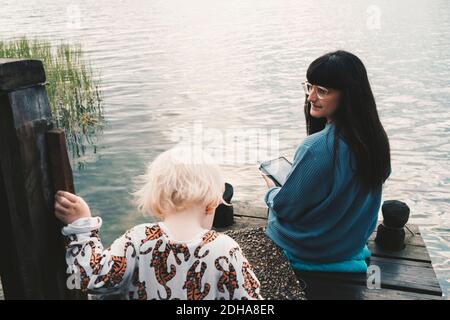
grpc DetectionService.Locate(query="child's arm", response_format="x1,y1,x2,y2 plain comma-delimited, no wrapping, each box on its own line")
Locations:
223,242,263,300
55,191,137,295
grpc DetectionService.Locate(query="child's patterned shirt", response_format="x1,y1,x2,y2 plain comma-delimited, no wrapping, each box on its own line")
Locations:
62,217,262,300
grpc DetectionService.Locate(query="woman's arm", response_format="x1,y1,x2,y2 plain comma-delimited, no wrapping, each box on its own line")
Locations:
264,143,329,221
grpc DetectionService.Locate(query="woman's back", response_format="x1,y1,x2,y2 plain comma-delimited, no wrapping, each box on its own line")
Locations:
265,123,386,264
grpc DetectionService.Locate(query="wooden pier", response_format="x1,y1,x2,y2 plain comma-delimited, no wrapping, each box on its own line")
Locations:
218,203,444,300
0,58,444,300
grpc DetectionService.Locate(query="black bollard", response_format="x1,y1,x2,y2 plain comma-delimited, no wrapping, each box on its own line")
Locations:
375,200,410,251
213,182,234,228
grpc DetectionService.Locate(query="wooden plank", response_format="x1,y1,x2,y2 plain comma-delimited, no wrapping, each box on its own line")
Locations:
368,224,426,247
368,241,432,263
295,276,442,300
45,129,85,300
0,59,46,92
369,231,426,247
0,93,43,299
233,201,267,218
215,214,267,232
368,224,421,235
360,288,442,300
0,59,85,300
292,249,442,297
368,256,442,296
0,144,28,299
46,129,75,193
295,260,442,299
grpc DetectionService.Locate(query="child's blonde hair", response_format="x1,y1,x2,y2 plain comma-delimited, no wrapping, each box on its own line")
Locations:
134,145,227,218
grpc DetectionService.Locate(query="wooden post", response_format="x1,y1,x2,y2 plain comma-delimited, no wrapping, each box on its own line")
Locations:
46,129,76,194
0,58,85,299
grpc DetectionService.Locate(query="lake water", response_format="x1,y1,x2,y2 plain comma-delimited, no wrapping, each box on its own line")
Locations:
1,0,449,298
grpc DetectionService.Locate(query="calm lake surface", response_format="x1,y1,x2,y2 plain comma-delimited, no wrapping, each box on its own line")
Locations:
1,0,449,298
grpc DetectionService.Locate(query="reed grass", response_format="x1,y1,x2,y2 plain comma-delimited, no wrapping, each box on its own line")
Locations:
0,37,104,163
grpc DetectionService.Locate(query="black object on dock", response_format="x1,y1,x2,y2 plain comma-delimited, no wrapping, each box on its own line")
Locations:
213,182,234,228
375,200,410,251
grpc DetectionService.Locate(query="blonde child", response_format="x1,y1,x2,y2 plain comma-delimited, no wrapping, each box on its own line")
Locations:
55,146,262,300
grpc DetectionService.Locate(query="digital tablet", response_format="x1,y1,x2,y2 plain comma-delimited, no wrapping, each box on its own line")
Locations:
259,156,292,187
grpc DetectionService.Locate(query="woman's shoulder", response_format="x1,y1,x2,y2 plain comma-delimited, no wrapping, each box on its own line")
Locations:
302,124,333,147
299,124,349,155
294,127,332,160
292,125,353,175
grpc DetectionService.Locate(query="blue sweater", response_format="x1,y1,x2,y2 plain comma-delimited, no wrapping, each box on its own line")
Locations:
264,123,389,272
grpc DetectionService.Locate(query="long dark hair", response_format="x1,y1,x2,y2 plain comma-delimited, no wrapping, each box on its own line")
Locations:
304,50,391,192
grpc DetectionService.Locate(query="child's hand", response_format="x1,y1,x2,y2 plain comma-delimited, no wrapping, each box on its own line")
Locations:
54,191,91,225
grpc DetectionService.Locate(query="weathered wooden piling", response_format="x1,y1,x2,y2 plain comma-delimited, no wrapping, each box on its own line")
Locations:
0,59,84,299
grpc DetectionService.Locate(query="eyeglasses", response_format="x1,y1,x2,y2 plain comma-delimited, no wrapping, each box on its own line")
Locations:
302,81,330,99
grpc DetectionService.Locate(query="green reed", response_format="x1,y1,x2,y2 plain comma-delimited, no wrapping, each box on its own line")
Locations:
0,37,104,164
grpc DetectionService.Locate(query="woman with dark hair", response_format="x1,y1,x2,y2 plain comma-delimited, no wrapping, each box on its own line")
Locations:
262,50,391,272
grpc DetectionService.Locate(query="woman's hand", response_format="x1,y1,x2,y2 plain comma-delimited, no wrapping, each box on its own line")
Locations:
54,191,91,225
261,172,276,188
